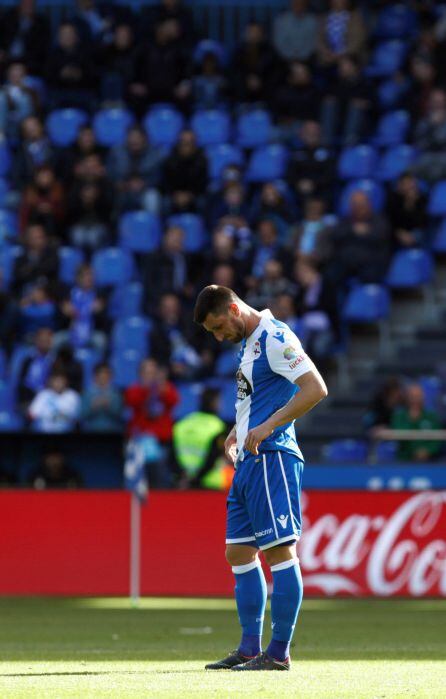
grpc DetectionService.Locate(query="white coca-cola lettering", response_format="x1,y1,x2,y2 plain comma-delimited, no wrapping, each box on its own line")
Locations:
300,492,446,597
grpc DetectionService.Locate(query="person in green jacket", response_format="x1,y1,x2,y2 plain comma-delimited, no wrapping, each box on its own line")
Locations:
173,388,232,489
391,382,442,461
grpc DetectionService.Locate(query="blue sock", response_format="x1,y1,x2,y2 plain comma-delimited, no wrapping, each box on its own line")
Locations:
267,559,303,661
232,559,267,657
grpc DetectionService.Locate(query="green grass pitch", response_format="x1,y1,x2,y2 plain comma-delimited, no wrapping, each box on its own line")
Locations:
0,597,445,698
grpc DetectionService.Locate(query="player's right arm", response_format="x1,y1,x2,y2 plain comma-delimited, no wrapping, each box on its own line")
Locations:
224,424,237,463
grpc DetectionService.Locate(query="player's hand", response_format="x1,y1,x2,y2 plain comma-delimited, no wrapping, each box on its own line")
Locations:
224,432,237,464
244,422,274,455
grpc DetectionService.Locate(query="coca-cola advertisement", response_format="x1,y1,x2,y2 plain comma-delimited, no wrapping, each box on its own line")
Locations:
300,491,446,598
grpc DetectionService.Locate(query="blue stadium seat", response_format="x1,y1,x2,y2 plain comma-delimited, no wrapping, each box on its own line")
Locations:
191,110,231,146
46,109,88,147
338,179,385,216
338,145,378,179
58,247,84,284
427,180,446,216
366,40,407,77
0,411,23,431
0,245,21,288
173,382,203,420
377,78,410,110
432,219,446,253
193,39,226,66
386,249,434,288
377,145,418,182
143,105,184,148
118,211,162,253
375,440,398,463
375,4,418,40
218,379,237,422
419,376,442,411
215,349,240,377
206,143,244,180
111,349,142,388
324,439,368,463
344,284,390,322
0,380,14,413
167,213,207,252
108,282,143,319
246,144,288,182
0,141,11,177
0,348,6,380
0,209,18,244
111,316,151,354
74,347,103,388
0,178,10,208
373,110,410,147
93,108,134,147
92,248,134,287
9,344,33,390
236,110,272,149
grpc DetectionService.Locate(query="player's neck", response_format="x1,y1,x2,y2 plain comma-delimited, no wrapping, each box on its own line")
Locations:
243,307,262,339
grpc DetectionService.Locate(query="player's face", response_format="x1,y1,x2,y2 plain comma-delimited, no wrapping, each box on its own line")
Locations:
203,310,245,344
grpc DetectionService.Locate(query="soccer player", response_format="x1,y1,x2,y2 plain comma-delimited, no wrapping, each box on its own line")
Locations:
194,285,327,671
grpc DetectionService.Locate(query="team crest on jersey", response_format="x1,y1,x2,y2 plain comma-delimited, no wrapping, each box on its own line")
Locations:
283,346,298,360
253,341,261,357
236,368,252,400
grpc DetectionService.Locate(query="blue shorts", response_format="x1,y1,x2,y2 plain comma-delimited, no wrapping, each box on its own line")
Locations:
226,450,303,551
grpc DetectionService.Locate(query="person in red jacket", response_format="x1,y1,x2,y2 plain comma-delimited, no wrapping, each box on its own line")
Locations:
125,358,179,487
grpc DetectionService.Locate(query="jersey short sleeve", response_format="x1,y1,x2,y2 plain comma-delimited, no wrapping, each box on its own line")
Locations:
265,329,314,383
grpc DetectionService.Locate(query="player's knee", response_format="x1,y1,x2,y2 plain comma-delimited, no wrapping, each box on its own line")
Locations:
225,544,258,567
263,543,297,568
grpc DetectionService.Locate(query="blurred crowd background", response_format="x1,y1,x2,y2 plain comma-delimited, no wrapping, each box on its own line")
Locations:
1,0,446,489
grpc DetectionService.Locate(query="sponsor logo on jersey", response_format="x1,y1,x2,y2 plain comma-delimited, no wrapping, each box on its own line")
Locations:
283,346,298,360
289,355,305,370
277,514,289,529
236,368,252,400
273,331,285,343
255,527,273,537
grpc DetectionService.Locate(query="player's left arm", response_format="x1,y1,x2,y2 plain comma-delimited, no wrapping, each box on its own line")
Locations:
244,333,327,455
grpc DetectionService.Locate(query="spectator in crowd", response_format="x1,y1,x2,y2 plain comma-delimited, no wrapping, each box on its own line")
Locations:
13,223,59,295
273,0,318,62
327,190,390,286
292,258,335,359
150,292,206,379
98,23,137,103
143,225,198,310
56,125,104,184
391,382,443,462
192,50,227,110
72,0,128,47
317,0,367,69
386,173,428,250
286,196,333,265
232,21,279,104
51,344,83,393
286,120,336,205
45,22,95,109
320,54,372,146
29,447,83,489
0,61,35,140
250,182,295,238
271,292,302,336
250,218,285,280
19,165,65,236
107,126,166,214
0,281,18,352
125,358,179,487
129,19,191,115
145,0,195,49
56,264,107,351
18,326,54,411
273,61,321,132
12,116,54,187
364,376,404,433
163,129,208,213
209,181,250,229
204,228,250,292
414,88,446,181
81,363,123,432
210,263,239,293
67,182,111,252
173,388,232,489
246,258,297,310
29,370,81,432
0,0,51,77
19,283,56,337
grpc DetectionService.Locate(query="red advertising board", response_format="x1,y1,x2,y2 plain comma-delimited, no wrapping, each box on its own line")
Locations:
0,490,444,597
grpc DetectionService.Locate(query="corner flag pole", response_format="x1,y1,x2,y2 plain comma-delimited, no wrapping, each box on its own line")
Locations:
130,491,141,607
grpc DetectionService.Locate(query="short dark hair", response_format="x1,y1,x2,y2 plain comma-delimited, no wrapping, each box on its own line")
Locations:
94,362,111,376
193,285,239,324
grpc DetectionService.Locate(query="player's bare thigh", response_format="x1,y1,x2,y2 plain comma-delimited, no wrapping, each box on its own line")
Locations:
226,543,296,567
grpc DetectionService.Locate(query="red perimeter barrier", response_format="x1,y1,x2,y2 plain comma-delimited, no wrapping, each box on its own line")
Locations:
0,490,445,597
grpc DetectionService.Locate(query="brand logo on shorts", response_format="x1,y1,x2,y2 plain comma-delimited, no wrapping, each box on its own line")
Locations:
255,527,273,537
277,514,289,529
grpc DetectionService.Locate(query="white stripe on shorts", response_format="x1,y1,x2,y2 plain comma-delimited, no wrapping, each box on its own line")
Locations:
278,451,297,534
263,454,278,540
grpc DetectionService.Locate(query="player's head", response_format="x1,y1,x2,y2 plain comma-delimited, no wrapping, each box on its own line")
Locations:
194,285,246,343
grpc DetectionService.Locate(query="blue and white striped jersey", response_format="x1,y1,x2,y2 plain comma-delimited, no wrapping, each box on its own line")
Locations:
235,309,314,463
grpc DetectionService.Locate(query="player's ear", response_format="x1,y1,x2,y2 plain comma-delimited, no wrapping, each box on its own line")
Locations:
229,303,240,316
